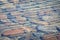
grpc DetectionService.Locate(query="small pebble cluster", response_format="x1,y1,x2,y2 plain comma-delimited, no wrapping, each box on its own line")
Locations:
0,0,60,40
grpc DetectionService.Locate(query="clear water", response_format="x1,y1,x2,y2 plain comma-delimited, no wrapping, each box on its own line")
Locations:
0,0,60,40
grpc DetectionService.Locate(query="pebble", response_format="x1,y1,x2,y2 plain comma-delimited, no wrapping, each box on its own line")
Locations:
0,0,60,40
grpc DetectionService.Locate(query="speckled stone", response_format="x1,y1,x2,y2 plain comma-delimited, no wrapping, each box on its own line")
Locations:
43,34,57,40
